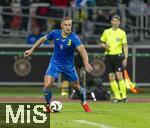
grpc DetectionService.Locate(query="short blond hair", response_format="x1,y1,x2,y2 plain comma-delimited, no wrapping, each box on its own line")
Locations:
61,17,72,23
111,14,121,21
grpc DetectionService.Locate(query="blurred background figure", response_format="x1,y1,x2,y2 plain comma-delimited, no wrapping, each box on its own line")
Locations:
10,0,22,30
19,0,31,32
128,0,147,26
35,0,50,32
26,27,49,45
0,0,12,34
50,0,70,7
61,80,69,96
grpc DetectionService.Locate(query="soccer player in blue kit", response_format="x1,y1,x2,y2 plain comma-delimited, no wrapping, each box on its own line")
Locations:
24,17,93,112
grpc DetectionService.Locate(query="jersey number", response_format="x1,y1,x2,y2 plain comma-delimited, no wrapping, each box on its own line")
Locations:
67,39,72,46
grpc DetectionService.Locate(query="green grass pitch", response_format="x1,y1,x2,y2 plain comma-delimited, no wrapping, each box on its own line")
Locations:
50,102,150,128
0,87,149,128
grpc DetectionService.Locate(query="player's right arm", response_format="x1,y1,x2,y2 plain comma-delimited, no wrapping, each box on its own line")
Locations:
101,42,110,51
24,36,47,57
100,30,110,52
24,30,55,57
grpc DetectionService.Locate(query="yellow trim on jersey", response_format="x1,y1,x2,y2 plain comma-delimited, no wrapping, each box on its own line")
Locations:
100,28,127,55
62,35,67,38
77,44,83,48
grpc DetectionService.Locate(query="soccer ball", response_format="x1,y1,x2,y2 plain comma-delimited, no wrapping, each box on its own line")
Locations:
50,101,63,113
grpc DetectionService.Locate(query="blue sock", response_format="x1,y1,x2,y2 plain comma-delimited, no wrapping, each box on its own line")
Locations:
76,85,86,103
42,87,52,105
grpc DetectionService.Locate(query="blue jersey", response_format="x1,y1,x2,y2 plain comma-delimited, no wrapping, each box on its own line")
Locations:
45,29,82,68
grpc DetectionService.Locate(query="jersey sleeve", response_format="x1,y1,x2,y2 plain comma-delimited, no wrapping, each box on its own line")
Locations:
73,35,82,48
100,30,107,43
122,31,127,44
45,30,55,40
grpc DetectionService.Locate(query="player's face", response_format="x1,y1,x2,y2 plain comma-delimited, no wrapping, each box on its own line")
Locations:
111,18,120,29
61,20,72,35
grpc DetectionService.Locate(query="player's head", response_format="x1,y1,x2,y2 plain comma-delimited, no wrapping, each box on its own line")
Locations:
61,17,72,35
111,14,121,29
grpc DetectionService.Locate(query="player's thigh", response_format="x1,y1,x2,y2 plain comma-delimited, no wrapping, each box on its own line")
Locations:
45,62,60,79
63,68,79,82
114,54,124,80
44,75,55,87
105,55,115,73
114,54,123,72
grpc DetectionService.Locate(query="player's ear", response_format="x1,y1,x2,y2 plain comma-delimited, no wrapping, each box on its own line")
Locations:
60,20,64,28
60,23,63,29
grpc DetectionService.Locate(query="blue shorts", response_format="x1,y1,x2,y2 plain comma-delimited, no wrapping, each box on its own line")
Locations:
45,62,79,82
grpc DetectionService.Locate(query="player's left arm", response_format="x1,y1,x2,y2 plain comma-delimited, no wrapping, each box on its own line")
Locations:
77,45,93,73
122,32,128,68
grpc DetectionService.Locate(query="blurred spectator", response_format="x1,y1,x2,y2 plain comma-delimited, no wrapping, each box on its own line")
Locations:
11,0,21,14
147,0,150,15
71,0,88,34
26,27,49,45
96,0,116,6
80,0,96,19
0,0,12,34
122,0,130,6
71,0,90,7
20,0,31,32
48,0,70,19
73,8,88,34
83,17,95,38
31,0,50,32
128,0,147,16
10,0,22,30
96,0,116,23
128,0,147,25
50,0,70,7
61,80,69,96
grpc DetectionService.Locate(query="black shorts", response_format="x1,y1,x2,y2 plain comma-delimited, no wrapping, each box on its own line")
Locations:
105,54,123,73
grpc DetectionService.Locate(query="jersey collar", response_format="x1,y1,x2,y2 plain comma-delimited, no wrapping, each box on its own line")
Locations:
61,30,72,39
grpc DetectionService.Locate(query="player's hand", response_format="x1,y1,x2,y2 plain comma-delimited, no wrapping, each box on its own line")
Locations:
24,49,33,57
84,63,93,73
104,44,110,52
123,58,127,68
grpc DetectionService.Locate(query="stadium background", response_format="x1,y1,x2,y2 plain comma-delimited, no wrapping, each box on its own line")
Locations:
0,0,150,128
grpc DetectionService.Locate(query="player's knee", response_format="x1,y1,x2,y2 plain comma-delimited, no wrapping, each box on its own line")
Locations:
44,81,52,87
116,72,123,81
108,74,115,81
72,81,80,90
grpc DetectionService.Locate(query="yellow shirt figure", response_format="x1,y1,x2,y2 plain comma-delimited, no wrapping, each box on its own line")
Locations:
100,14,128,103
101,28,127,55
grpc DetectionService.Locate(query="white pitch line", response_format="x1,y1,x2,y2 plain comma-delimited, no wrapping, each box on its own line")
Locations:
73,120,113,128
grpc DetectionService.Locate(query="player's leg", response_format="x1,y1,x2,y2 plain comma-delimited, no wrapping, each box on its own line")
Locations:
72,81,92,112
43,62,59,112
72,81,86,103
109,73,121,102
63,68,86,103
106,55,121,102
116,72,127,101
43,76,55,107
63,68,91,112
115,54,127,102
